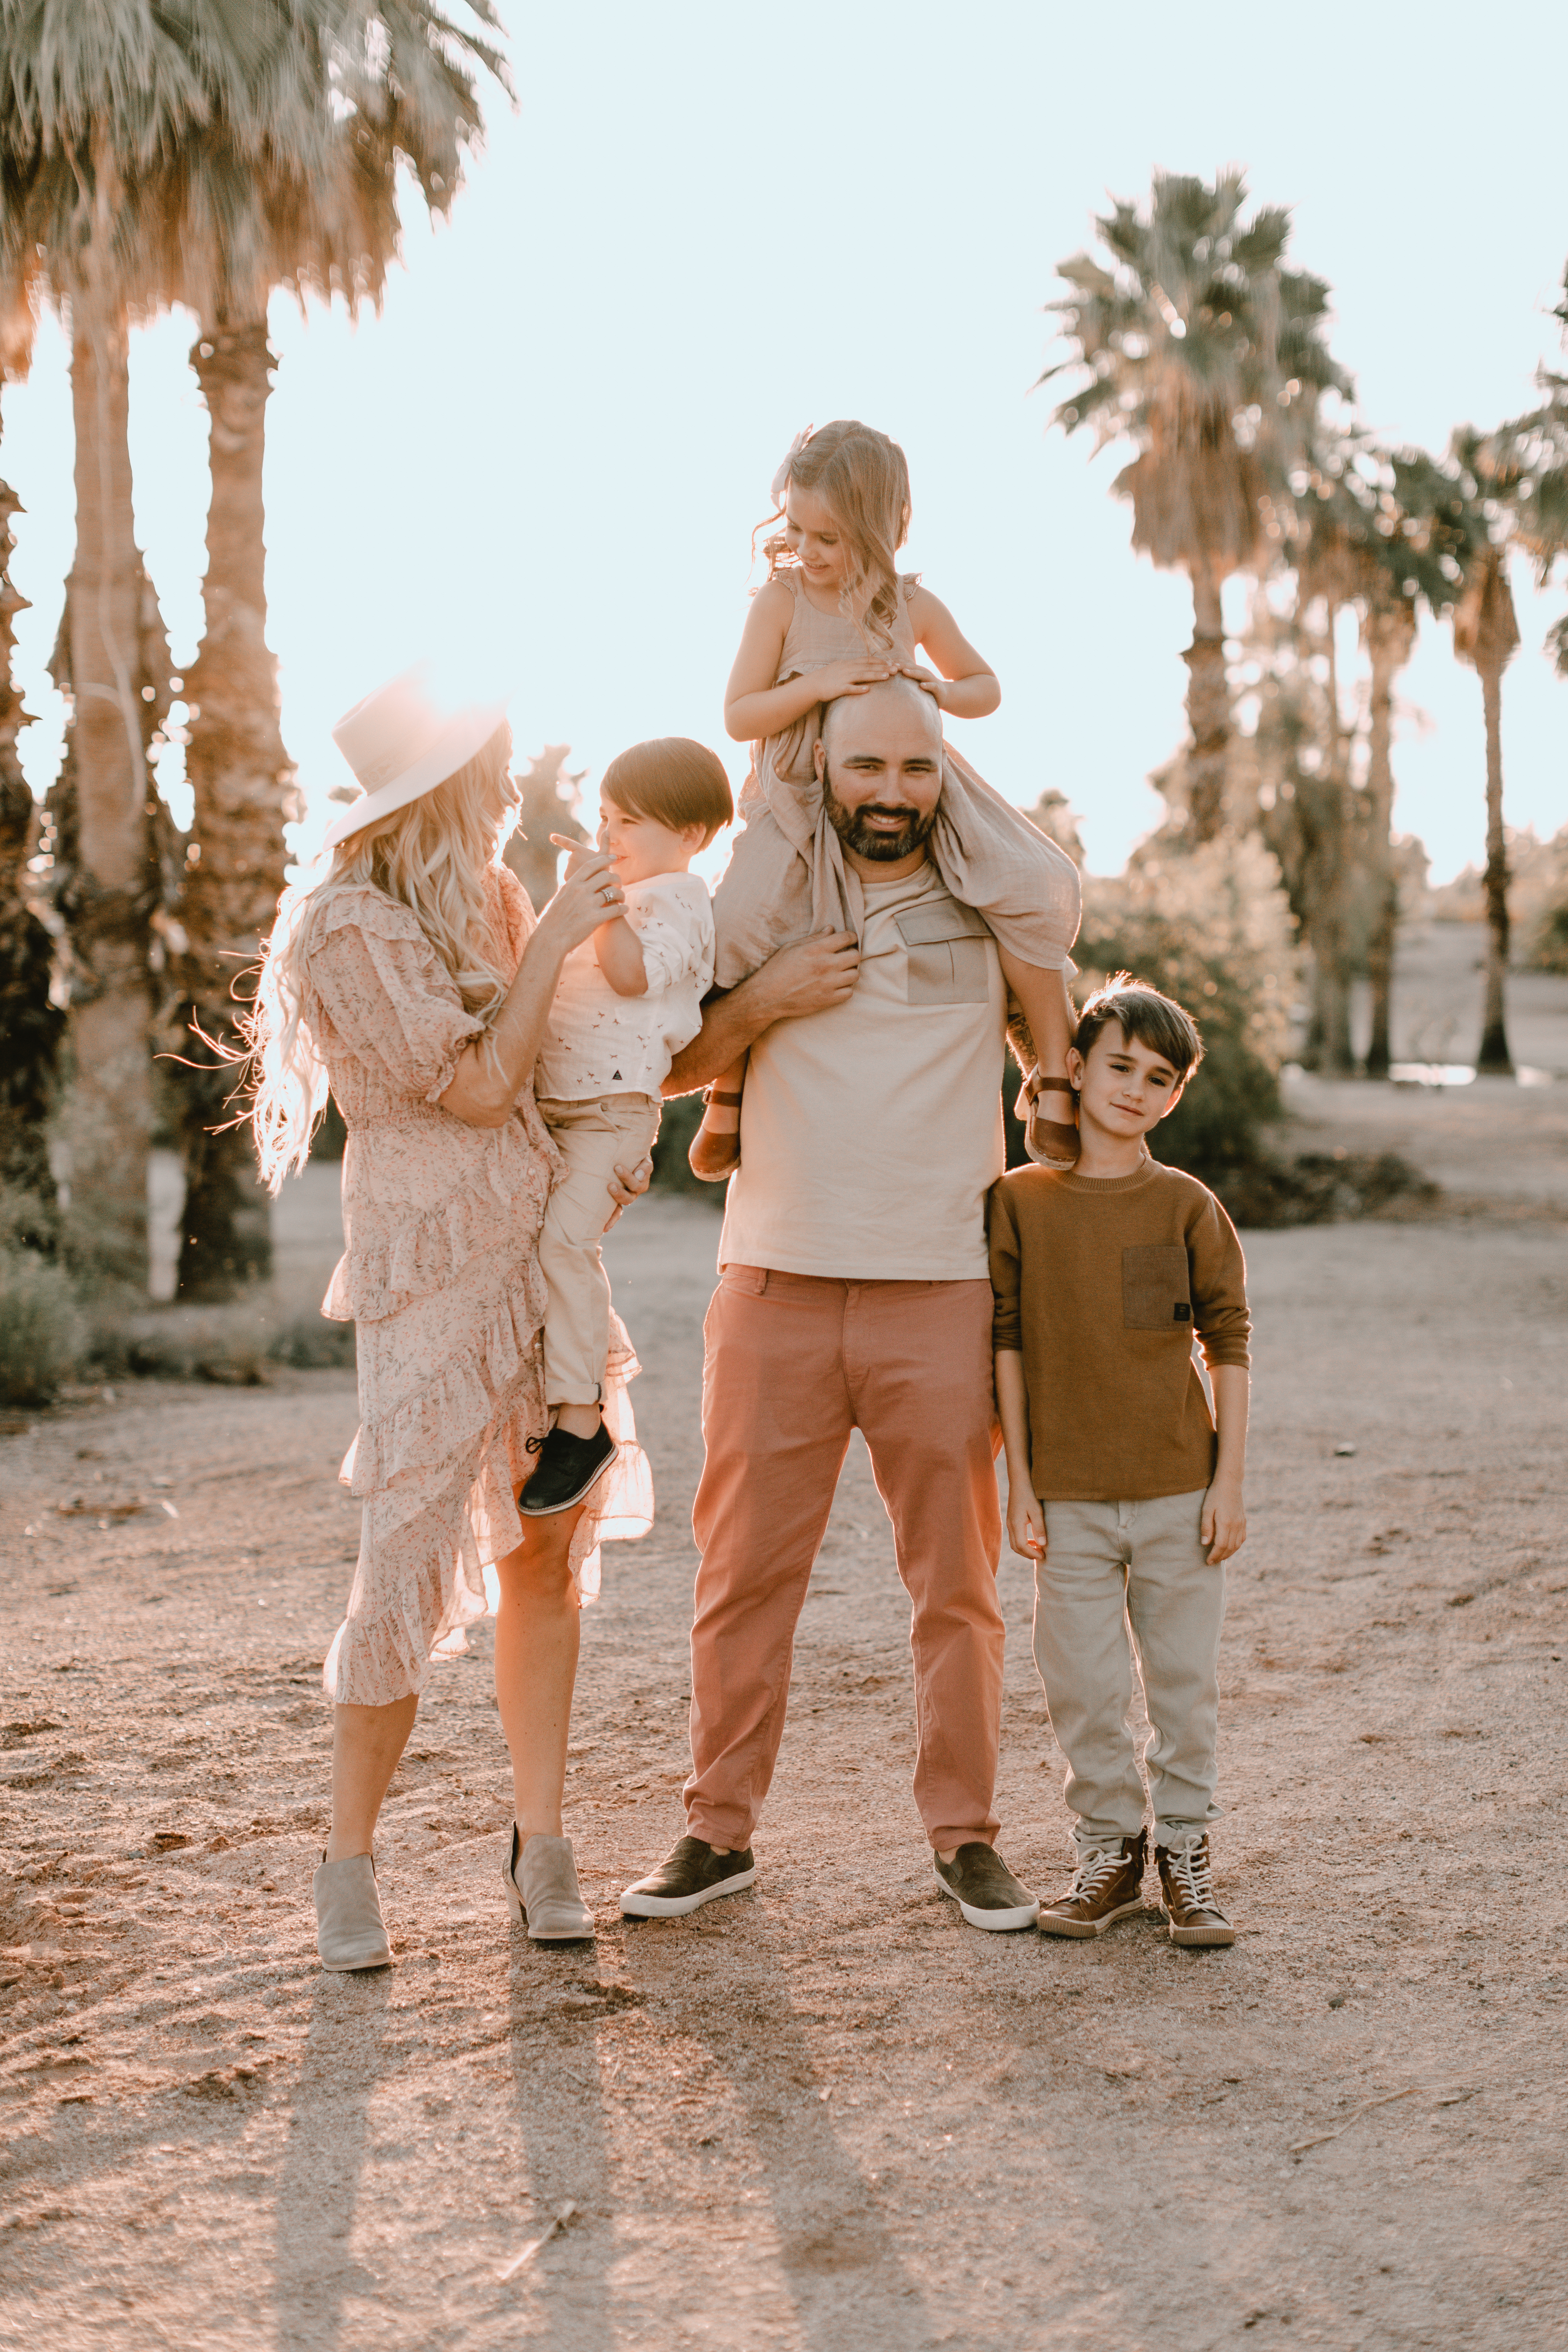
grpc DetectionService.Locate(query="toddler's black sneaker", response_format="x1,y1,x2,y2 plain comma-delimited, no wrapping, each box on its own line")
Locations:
518,1421,618,1516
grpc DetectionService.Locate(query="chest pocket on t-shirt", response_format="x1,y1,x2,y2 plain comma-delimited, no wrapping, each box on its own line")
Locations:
894,900,993,1005
1122,1243,1192,1331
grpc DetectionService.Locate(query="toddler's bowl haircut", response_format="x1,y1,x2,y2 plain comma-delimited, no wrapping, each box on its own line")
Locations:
602,737,734,849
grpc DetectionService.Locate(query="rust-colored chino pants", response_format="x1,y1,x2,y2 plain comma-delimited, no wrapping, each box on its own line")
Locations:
685,1266,1006,1854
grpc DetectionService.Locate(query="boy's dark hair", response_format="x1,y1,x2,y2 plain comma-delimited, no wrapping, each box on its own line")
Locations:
1074,975,1204,1080
601,737,733,848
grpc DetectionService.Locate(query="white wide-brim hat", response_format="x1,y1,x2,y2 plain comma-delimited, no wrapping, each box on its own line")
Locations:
321,662,510,850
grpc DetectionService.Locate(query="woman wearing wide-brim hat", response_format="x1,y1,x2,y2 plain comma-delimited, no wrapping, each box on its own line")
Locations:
248,665,653,1968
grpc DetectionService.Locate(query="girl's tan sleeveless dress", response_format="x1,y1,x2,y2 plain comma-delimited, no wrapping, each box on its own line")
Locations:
711,568,1081,988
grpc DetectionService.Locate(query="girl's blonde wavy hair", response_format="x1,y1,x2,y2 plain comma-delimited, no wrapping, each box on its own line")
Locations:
761,419,913,648
247,721,515,1192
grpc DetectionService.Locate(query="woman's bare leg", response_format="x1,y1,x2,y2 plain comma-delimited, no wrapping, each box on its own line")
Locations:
326,1694,419,1861
493,1504,584,1837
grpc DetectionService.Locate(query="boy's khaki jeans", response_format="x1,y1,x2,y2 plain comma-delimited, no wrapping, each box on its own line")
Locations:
1034,1490,1223,1855
536,1093,662,1407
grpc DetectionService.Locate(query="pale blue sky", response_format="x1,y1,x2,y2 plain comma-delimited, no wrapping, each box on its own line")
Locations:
5,0,1566,883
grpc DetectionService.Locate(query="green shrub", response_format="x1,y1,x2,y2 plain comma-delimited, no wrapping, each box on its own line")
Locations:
1531,895,1568,976
0,1244,82,1405
269,1314,356,1369
1073,904,1284,1195
650,1093,726,1206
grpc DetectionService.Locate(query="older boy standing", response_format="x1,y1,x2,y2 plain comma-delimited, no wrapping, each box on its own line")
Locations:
990,979,1251,1947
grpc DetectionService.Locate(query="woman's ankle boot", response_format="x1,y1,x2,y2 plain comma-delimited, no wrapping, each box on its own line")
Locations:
313,1851,393,1970
503,1825,594,1940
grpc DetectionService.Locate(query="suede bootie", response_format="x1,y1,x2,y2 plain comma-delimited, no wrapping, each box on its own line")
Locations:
503,1826,594,1940
313,1851,392,1971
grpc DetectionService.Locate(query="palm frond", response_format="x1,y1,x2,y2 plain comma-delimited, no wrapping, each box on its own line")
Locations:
1043,166,1350,581
0,0,511,325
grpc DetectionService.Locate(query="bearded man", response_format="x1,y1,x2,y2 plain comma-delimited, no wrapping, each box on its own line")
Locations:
621,676,1040,1932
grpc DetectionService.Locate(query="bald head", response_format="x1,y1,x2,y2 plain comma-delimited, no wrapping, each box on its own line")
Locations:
819,672,942,753
814,673,944,875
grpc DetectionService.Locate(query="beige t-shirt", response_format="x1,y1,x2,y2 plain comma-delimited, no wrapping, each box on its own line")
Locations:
718,862,1007,1281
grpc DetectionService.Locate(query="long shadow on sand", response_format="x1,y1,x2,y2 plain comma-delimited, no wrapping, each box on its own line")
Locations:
271,1967,395,2348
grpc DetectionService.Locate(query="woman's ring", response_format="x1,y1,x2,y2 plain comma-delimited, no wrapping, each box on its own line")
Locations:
600,884,616,903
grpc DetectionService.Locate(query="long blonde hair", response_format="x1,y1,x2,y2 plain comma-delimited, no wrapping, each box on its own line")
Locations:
247,721,515,1191
761,419,913,647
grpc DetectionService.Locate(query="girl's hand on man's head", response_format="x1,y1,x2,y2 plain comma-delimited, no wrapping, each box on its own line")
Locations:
814,656,895,702
898,661,947,709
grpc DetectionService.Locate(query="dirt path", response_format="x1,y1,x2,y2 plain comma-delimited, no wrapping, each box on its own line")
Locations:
2,1189,1566,2350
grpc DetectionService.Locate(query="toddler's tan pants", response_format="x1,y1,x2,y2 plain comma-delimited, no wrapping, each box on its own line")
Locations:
1034,1490,1224,1855
536,1093,662,1407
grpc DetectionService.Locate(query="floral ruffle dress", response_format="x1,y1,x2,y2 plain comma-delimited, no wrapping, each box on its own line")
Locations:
302,863,652,1706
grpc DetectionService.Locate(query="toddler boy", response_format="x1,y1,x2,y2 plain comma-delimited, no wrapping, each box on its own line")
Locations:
524,737,732,1513
990,977,1251,1946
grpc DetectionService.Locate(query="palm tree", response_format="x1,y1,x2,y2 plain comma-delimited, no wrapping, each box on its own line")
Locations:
1450,526,1519,1075
1247,590,1365,1074
504,743,589,913
164,2,508,1298
0,202,62,1217
1486,264,1568,676
0,2,240,1288
1358,455,1478,1074
1044,169,1349,842
0,1,509,1293
1293,440,1477,1073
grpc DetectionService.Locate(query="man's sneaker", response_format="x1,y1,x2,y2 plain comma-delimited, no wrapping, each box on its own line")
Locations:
518,1421,618,1516
619,1836,756,1918
933,1842,1039,1932
1038,1827,1149,1939
1157,1833,1236,1947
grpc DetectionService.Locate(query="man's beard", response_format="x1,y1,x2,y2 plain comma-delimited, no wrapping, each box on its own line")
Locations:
822,763,938,863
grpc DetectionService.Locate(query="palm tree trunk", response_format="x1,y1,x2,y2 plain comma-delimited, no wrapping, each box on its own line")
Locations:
1308,950,1354,1074
53,288,166,1293
1361,609,1414,1078
174,318,293,1298
0,449,63,1215
1313,600,1358,1078
1476,658,1513,1074
1182,554,1228,843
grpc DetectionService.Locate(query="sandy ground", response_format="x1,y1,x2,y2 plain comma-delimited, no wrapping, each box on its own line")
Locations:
2,959,1567,2349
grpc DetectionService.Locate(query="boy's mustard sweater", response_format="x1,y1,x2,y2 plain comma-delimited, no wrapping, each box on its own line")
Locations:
988,1157,1251,1503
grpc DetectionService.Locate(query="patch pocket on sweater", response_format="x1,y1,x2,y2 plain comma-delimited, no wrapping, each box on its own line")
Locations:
1122,1244,1192,1331
894,901,993,1005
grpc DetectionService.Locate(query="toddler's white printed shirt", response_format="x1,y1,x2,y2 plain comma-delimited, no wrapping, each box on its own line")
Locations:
535,871,714,1101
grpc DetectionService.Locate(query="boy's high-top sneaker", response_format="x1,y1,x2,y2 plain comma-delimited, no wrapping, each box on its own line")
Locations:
1157,1833,1236,1947
1037,1827,1149,1938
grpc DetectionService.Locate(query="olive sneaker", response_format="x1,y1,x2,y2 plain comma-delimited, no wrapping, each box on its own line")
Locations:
620,1835,756,1918
932,1842,1039,1932
1157,1833,1236,1947
1038,1827,1149,1939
